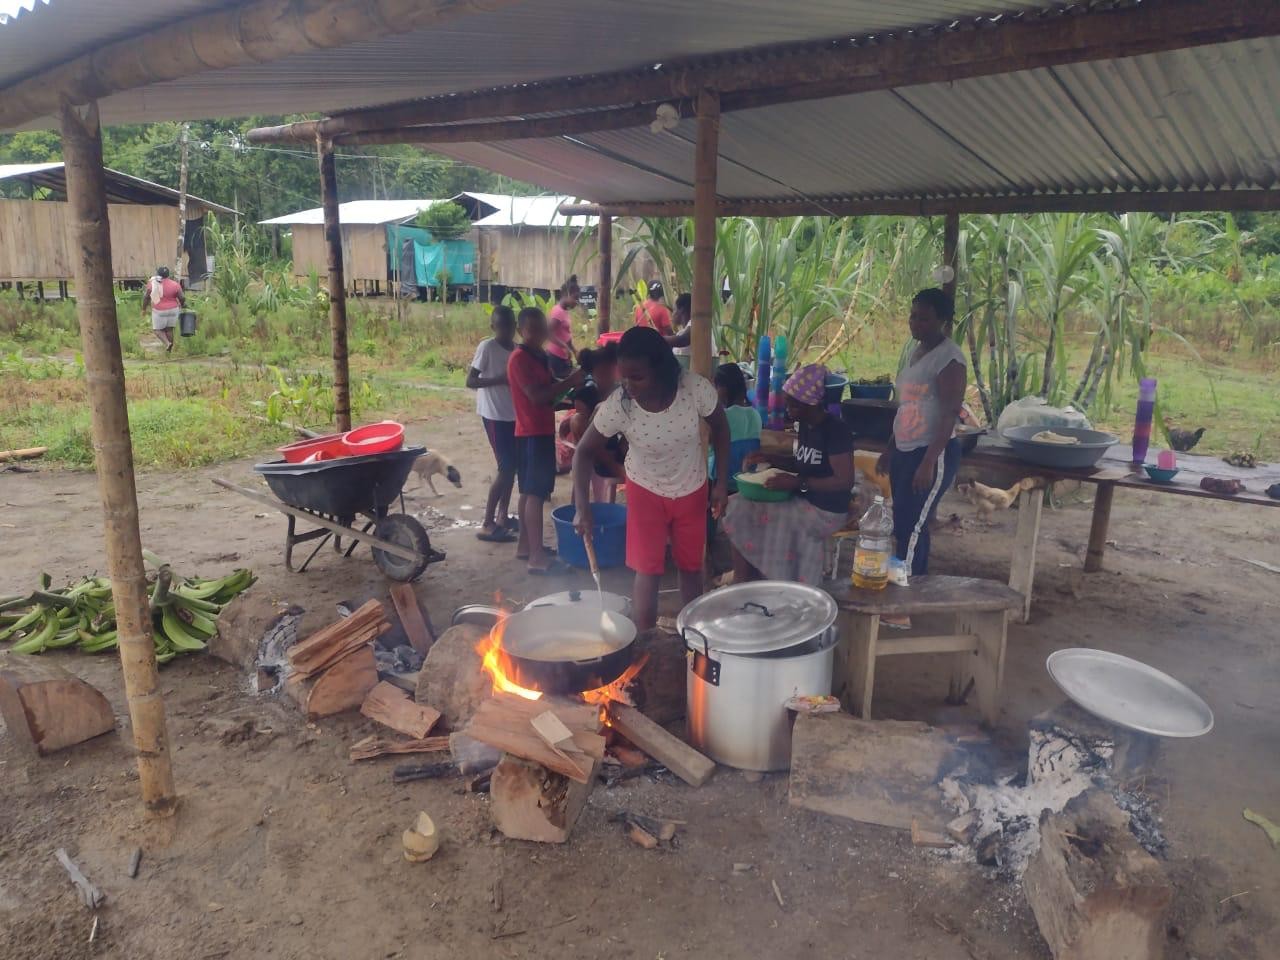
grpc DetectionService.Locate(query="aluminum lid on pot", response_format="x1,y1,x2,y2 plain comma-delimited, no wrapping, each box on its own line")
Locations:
677,581,838,656
524,590,630,615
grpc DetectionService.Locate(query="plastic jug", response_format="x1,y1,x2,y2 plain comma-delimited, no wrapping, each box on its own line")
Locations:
851,495,894,590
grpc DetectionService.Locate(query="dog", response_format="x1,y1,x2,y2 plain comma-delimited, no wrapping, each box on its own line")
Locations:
410,451,462,497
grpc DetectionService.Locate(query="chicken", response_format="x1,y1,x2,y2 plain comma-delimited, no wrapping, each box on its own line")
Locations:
1168,426,1206,452
955,476,1042,521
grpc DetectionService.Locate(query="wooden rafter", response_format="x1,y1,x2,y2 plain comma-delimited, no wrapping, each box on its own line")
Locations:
245,0,1280,145
558,190,1280,219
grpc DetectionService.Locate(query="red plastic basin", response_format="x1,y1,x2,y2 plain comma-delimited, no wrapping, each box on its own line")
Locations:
596,331,625,347
278,433,347,464
342,421,405,457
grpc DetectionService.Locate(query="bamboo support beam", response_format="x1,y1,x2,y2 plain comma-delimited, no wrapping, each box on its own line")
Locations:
559,189,1280,219
318,140,352,432
58,100,176,817
597,213,612,336
691,89,719,380
942,211,959,304
242,0,1280,146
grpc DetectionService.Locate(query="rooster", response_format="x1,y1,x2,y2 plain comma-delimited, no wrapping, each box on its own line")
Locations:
955,477,1042,522
1168,426,1206,453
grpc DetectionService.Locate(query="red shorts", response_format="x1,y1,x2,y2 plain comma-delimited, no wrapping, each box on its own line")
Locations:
625,481,708,575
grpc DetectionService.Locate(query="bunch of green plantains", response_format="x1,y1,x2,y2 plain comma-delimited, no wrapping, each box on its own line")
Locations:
0,559,254,663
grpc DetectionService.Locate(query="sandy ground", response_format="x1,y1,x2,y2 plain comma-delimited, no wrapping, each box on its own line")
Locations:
1,415,1278,960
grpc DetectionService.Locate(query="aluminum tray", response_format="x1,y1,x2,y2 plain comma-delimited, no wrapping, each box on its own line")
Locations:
1046,648,1213,738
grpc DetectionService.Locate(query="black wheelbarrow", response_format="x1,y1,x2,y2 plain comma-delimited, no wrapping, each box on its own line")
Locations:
213,446,445,581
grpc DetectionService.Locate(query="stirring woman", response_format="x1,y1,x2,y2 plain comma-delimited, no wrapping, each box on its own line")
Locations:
723,363,854,585
876,288,967,575
572,328,729,630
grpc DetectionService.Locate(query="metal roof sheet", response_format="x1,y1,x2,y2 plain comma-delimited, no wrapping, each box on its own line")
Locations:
0,1,1059,124
461,193,595,228
0,160,238,213
259,199,437,226
430,37,1280,206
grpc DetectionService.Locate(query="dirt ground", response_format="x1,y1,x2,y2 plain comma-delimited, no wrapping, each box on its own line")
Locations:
1,414,1278,960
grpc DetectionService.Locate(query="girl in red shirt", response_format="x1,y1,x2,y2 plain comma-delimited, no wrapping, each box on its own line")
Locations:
633,281,673,335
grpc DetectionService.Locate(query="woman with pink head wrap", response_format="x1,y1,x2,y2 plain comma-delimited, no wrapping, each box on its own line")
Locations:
722,363,856,585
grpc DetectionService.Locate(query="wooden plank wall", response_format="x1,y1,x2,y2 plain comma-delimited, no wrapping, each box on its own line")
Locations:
290,223,388,286
0,199,179,281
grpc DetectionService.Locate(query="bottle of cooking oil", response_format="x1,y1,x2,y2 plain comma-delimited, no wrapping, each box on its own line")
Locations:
851,495,893,590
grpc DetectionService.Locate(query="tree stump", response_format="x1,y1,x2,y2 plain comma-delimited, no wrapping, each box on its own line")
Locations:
490,754,599,843
415,623,489,729
1023,789,1172,960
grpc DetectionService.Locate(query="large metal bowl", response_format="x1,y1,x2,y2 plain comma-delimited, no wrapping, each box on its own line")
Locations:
1047,648,1213,738
1002,425,1116,469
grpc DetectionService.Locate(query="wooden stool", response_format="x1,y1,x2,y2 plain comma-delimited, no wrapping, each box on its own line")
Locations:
827,575,1022,726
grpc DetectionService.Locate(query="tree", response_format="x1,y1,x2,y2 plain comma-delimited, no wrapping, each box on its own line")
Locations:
415,200,471,240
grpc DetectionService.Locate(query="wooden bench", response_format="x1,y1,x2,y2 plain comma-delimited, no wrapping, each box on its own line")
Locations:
827,575,1023,726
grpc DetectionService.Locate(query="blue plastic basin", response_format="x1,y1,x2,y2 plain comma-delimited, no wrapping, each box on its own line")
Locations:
552,502,628,569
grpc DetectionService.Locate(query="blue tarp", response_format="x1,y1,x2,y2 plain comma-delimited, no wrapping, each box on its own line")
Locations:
386,224,475,288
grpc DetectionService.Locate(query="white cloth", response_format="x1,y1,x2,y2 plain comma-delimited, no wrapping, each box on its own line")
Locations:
151,307,179,331
592,370,718,498
470,337,515,422
893,338,967,452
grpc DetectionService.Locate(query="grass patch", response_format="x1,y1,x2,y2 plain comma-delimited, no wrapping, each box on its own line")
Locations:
4,397,292,469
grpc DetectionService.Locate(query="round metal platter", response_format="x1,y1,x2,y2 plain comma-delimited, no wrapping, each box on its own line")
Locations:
1046,648,1213,738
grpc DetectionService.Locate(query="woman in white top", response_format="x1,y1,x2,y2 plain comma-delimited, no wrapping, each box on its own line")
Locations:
572,327,730,630
876,289,967,575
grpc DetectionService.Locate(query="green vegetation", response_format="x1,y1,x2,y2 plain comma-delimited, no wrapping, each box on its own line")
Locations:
415,200,472,240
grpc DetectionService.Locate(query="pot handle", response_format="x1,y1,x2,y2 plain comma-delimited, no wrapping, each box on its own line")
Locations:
742,601,773,618
682,625,711,657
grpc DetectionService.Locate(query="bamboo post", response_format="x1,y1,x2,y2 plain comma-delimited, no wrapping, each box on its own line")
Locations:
173,123,189,280
58,100,177,817
597,213,612,335
318,139,352,431
942,211,959,304
691,89,720,378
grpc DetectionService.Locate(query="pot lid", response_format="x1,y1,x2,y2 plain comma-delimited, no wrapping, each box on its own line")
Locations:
677,581,837,656
524,590,630,614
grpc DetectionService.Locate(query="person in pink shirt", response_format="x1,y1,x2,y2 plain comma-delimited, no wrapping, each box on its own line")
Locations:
141,265,185,353
545,275,579,378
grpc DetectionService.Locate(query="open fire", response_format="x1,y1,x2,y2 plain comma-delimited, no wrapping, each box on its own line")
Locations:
475,611,647,706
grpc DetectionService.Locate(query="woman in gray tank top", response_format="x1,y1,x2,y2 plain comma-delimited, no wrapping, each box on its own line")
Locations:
875,289,967,576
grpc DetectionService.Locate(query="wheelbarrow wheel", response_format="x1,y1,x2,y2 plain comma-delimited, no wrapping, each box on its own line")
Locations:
372,514,431,582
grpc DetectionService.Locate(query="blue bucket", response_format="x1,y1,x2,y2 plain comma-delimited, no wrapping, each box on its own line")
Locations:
552,502,627,569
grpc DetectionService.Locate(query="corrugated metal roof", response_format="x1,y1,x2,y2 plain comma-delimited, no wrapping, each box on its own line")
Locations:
0,1,1060,124
461,193,596,228
430,37,1280,205
0,160,238,213
259,199,436,226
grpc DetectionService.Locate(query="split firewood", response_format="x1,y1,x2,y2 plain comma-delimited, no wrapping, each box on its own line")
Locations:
911,817,955,849
360,681,441,739
285,644,378,719
349,733,450,762
287,599,388,678
946,811,979,845
606,703,715,787
465,694,604,784
55,849,105,909
610,810,682,842
531,710,592,781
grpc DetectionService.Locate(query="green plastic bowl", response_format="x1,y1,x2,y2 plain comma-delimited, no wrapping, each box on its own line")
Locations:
734,474,793,502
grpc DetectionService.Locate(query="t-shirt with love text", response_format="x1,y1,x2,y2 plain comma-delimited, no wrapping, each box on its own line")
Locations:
592,371,718,499
793,415,854,514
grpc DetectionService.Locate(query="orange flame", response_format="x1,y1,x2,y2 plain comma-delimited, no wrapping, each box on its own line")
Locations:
581,652,649,706
476,612,542,701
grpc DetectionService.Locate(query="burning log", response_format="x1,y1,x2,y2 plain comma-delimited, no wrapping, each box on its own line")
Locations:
605,703,715,787
1024,790,1172,960
490,754,600,844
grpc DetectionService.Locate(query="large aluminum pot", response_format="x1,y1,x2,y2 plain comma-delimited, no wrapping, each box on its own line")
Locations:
678,581,838,772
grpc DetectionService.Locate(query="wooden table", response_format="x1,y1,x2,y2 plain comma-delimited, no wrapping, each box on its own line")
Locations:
827,576,1023,725
762,428,1280,621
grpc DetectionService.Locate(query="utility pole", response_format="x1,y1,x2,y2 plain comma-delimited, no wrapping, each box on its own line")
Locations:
173,123,190,280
